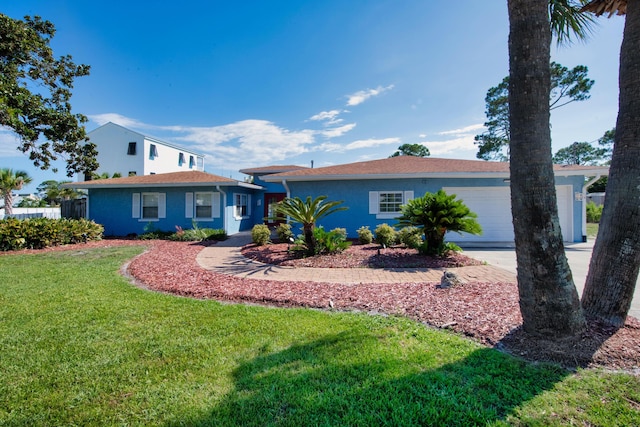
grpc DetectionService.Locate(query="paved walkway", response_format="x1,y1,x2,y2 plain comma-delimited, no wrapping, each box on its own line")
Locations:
196,232,517,284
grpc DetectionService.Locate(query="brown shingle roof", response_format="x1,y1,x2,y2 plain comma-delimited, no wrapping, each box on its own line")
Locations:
261,156,608,181
64,171,259,188
239,165,310,175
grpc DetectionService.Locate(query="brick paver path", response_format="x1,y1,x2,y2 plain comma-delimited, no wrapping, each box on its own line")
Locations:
197,232,516,284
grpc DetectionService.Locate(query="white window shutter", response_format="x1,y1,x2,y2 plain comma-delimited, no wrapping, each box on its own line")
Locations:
404,190,414,203
185,192,194,218
132,193,141,218
369,191,379,214
212,192,221,218
158,193,166,218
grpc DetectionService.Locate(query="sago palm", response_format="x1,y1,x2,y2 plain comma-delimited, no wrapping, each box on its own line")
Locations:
0,168,33,215
273,195,347,256
397,190,482,255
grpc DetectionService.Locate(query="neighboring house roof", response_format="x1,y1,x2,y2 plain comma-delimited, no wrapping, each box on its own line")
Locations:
63,171,263,189
90,122,206,157
261,156,609,182
239,165,310,175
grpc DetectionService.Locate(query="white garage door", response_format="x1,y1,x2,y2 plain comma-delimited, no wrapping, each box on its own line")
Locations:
442,186,572,244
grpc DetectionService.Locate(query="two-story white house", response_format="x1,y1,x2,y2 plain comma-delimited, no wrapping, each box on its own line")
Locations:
78,122,205,180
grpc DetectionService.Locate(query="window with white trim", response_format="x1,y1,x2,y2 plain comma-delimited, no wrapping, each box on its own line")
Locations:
379,192,404,213
142,193,159,219
195,192,212,218
133,192,166,220
234,193,250,218
178,152,185,166
369,191,413,219
185,192,220,220
149,144,158,159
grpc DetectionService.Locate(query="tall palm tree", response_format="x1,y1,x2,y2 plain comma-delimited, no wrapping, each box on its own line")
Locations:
272,195,347,256
580,0,639,327
507,0,590,337
0,168,33,216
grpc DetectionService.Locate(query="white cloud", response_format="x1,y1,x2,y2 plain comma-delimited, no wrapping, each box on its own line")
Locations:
346,84,395,106
309,110,343,123
423,136,477,157
174,120,315,166
89,113,148,129
318,123,356,138
438,123,485,136
0,129,22,157
320,137,400,153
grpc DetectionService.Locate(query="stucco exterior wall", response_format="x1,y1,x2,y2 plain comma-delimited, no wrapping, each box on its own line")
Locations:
283,175,587,242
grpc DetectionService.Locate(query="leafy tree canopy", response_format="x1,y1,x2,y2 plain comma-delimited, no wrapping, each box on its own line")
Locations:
0,14,98,177
474,62,594,161
390,143,430,158
552,141,607,165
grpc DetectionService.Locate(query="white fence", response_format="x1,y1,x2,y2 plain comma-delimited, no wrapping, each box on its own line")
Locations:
0,207,62,220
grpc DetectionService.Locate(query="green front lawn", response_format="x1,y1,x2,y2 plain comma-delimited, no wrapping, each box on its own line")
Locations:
1,246,638,426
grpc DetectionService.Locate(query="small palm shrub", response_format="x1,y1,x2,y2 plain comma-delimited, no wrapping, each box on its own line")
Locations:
357,226,373,244
271,195,348,256
275,222,294,242
374,223,397,247
397,189,482,256
168,223,227,242
251,224,271,246
398,226,423,249
313,227,351,255
586,201,603,223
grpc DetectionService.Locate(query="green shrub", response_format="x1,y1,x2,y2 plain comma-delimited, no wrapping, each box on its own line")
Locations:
330,227,347,240
586,201,603,223
397,189,482,256
313,227,351,255
357,226,373,244
251,224,271,246
374,223,397,247
275,223,294,242
204,229,227,241
397,226,423,249
0,217,103,251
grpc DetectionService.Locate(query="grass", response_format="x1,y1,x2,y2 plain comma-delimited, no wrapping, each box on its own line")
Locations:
587,222,599,238
1,246,639,426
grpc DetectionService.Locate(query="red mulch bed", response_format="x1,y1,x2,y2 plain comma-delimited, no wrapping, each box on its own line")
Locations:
240,241,484,269
9,238,640,372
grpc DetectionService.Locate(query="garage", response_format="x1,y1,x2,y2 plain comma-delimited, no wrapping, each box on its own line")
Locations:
443,186,573,244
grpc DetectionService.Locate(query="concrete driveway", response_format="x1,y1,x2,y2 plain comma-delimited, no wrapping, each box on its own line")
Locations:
462,242,640,320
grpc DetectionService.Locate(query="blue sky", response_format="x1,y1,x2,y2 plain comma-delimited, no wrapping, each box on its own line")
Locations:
1,1,626,194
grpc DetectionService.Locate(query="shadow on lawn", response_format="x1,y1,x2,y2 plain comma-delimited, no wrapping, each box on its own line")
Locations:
170,331,569,426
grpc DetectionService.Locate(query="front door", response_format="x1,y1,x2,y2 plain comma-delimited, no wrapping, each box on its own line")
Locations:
264,193,286,226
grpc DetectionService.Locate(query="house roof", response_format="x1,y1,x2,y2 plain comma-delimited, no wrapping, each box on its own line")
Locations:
239,165,310,175
261,156,609,182
63,171,263,189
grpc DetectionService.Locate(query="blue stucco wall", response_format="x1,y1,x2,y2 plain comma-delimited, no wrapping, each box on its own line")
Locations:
283,176,587,242
89,186,256,236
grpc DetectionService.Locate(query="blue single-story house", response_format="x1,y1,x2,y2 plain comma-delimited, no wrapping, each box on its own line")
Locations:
67,156,608,244
65,171,263,236
257,156,608,245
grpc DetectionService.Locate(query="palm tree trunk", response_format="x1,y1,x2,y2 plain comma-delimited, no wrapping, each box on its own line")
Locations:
3,192,14,216
582,1,640,327
508,0,585,337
